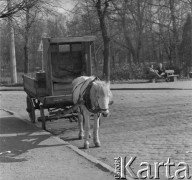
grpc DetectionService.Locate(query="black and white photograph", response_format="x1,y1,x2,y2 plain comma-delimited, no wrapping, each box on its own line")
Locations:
0,0,192,179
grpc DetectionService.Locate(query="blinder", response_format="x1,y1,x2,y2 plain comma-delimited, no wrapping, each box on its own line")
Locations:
83,77,109,114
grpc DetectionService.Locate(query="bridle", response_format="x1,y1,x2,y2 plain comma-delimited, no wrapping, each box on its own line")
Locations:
83,77,109,114
85,95,108,114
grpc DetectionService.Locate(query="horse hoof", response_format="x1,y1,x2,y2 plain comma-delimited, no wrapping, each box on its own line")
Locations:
95,142,101,147
84,143,89,149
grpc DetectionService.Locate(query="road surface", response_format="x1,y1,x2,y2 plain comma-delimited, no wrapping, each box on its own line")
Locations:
1,89,192,179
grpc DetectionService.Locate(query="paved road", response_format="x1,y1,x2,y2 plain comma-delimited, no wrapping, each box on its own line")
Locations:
111,80,192,90
1,90,192,179
0,111,114,180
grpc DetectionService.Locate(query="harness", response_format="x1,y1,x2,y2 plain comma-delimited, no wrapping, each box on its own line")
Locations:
84,77,102,114
73,77,107,114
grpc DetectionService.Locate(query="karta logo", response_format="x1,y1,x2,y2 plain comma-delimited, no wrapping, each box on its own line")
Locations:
114,156,191,179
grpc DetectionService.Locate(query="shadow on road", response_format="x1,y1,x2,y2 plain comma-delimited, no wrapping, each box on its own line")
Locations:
0,116,65,163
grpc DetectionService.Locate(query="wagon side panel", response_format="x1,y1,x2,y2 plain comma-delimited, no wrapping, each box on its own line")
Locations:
43,38,53,96
23,75,47,97
23,75,37,97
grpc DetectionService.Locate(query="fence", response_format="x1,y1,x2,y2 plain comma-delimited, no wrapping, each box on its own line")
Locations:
0,61,23,84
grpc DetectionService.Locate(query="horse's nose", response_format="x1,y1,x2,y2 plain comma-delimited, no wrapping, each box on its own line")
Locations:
102,109,109,117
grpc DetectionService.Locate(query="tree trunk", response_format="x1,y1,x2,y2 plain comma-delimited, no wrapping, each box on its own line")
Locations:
96,0,110,82
24,43,29,73
112,53,115,68
136,0,143,64
127,53,134,79
169,0,179,67
122,19,137,63
136,31,142,64
24,1,30,73
121,0,137,64
190,1,192,75
8,0,17,83
103,38,110,81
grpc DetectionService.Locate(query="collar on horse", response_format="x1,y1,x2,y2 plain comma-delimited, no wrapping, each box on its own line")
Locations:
83,77,102,114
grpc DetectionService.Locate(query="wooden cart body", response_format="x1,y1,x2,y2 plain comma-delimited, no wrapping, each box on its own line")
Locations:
23,36,96,128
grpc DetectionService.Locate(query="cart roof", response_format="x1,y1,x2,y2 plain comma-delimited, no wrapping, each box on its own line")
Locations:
47,36,96,44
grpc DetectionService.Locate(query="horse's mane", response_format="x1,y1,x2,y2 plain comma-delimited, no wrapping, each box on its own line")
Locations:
93,80,112,98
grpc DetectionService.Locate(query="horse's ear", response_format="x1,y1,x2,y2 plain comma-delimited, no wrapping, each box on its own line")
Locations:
105,81,110,89
92,82,97,86
91,82,98,97
92,82,98,91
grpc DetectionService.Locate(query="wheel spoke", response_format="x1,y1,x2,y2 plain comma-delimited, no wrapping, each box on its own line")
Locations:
26,95,36,123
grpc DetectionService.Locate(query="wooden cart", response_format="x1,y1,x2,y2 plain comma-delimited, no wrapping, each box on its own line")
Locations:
23,36,96,130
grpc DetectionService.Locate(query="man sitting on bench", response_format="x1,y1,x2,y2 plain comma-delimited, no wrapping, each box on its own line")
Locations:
156,63,166,78
149,64,165,79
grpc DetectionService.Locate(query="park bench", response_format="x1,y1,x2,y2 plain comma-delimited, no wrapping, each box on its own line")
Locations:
165,70,179,82
150,69,179,83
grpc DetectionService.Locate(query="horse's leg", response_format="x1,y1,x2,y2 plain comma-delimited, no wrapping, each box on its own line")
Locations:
78,111,84,140
83,107,90,149
93,113,101,147
88,115,93,138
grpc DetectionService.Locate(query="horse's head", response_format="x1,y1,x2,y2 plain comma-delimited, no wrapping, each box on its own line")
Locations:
91,81,112,117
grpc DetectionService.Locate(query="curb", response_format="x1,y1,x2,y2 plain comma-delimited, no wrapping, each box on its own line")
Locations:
55,136,115,175
111,88,192,90
0,87,24,91
1,87,192,91
0,109,132,179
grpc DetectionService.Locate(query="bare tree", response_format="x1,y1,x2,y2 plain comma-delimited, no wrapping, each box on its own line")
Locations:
7,0,17,83
94,0,111,81
112,0,149,64
70,0,112,81
169,0,180,67
15,0,56,73
0,0,39,18
185,0,192,75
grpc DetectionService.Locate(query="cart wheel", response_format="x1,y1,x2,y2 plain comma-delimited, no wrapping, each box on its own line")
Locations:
26,96,36,123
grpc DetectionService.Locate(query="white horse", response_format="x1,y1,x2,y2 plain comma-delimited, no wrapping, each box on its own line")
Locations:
72,76,112,149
